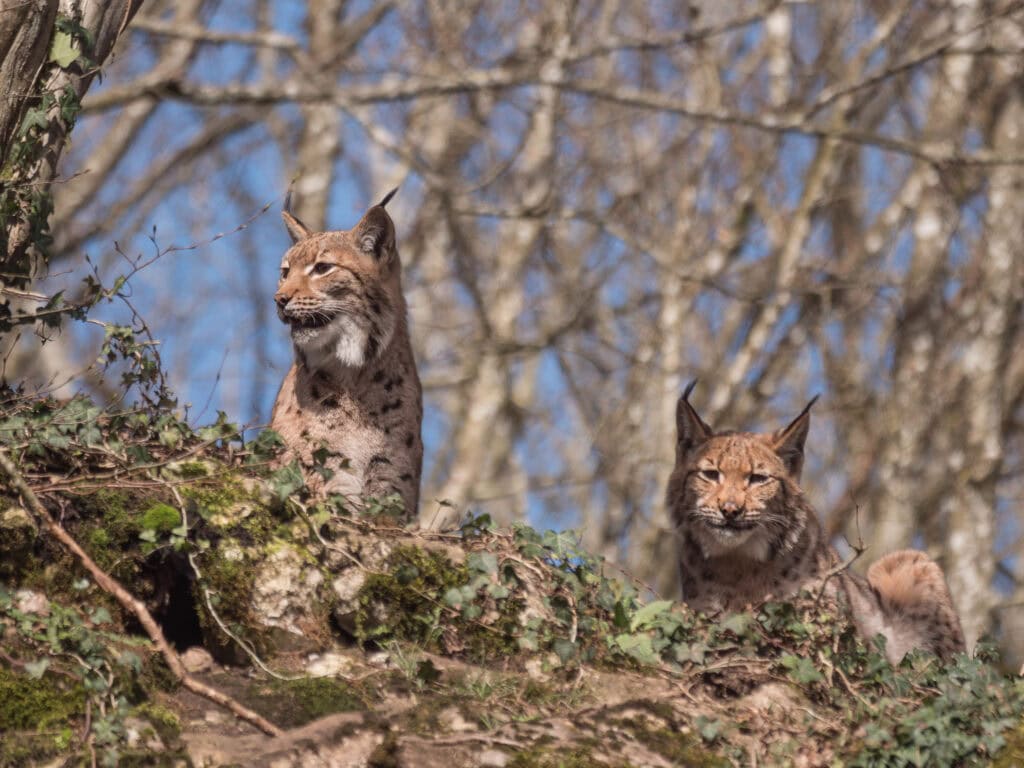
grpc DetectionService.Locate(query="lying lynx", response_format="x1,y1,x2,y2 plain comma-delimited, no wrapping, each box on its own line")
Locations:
270,190,423,520
666,383,964,662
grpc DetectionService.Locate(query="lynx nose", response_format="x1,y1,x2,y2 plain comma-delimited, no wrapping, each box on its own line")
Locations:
274,290,291,309
720,501,744,520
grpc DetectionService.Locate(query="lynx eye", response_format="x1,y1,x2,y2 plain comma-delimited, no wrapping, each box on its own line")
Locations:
311,262,335,276
748,473,770,485
699,468,720,482
280,266,290,279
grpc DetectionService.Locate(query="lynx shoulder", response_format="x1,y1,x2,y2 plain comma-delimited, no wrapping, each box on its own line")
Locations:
270,190,423,520
666,382,964,662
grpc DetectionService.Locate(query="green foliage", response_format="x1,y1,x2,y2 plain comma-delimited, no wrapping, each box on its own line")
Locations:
0,584,150,765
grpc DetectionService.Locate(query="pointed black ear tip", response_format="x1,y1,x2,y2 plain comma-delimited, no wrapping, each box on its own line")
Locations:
797,393,821,420
681,379,698,402
378,187,399,208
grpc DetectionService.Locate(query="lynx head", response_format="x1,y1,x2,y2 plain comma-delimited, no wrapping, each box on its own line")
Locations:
274,189,402,370
667,382,819,561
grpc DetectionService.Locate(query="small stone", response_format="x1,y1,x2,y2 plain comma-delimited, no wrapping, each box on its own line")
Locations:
366,651,391,667
331,569,367,604
252,546,325,636
437,706,475,733
204,709,226,725
306,651,354,677
524,658,546,680
14,589,49,616
124,717,165,752
2,505,36,532
479,749,509,767
180,646,215,673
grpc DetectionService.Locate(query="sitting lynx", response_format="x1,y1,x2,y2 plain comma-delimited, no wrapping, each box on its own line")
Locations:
666,383,964,662
270,190,423,520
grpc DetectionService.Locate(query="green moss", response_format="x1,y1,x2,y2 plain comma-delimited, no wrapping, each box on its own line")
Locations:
622,720,726,767
355,545,523,661
182,476,249,519
88,527,111,549
356,546,465,645
174,461,212,478
192,546,260,660
244,677,365,728
77,489,136,544
133,702,181,744
0,667,84,730
993,723,1024,768
508,746,625,768
140,503,180,533
0,732,68,767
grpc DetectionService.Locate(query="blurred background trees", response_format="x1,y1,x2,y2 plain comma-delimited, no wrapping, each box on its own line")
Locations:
4,0,1024,664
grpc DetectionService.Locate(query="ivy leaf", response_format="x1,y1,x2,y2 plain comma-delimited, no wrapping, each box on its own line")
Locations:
89,607,112,624
695,715,722,742
629,599,674,631
780,652,824,684
467,551,498,575
49,30,79,68
24,659,50,679
720,612,753,637
614,633,659,664
552,638,577,663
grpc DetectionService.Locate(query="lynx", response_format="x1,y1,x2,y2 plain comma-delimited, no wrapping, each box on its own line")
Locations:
270,190,423,520
666,383,965,662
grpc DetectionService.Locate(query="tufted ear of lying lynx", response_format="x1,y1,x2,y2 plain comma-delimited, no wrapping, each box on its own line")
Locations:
270,189,423,521
666,382,965,663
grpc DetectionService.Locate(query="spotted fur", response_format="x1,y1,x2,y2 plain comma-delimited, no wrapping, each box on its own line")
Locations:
270,192,423,519
666,383,964,662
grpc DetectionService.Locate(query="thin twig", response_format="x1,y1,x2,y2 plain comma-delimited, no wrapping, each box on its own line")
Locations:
0,449,283,737
167,485,307,683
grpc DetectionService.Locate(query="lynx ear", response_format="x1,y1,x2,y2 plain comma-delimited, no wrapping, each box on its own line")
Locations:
353,195,397,263
281,210,312,244
771,395,819,478
676,380,713,458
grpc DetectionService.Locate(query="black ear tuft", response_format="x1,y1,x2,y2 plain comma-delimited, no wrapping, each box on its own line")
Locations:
378,187,398,208
281,209,312,244
771,395,819,479
676,380,713,459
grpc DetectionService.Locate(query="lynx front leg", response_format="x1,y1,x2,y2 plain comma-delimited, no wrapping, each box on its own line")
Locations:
363,453,417,521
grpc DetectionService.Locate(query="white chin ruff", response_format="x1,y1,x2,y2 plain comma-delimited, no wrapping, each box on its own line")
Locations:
696,524,772,562
292,315,368,369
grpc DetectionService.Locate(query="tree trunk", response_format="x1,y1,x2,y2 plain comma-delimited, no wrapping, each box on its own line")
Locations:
1,0,144,287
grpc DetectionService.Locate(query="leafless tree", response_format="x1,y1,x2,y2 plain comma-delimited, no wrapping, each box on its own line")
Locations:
8,0,1024,663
